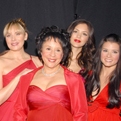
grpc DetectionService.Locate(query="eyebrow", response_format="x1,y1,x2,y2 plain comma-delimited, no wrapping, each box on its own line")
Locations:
74,28,88,33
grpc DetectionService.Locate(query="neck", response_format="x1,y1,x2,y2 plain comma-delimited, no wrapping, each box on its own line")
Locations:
100,65,115,77
71,46,82,59
42,65,61,77
7,50,28,59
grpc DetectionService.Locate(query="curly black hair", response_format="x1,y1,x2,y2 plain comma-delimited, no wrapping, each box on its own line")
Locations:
35,26,71,65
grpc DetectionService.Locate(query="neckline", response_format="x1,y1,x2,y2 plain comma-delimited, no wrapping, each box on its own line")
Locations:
3,59,33,76
41,66,61,77
91,83,109,101
29,84,67,92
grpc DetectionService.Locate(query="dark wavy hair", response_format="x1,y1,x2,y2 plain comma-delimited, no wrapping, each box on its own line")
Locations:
65,19,96,79
35,26,71,65
85,33,121,108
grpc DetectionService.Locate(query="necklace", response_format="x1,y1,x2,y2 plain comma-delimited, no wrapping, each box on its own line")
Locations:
41,66,61,77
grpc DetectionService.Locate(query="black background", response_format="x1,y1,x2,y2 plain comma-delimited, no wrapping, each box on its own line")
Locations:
0,0,121,55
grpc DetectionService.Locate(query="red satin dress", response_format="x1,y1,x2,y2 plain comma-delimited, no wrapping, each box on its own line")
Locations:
0,59,37,121
26,85,73,121
88,84,121,121
14,66,87,121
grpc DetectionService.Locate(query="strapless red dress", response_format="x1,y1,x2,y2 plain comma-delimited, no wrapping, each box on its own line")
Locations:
26,85,73,121
14,66,88,121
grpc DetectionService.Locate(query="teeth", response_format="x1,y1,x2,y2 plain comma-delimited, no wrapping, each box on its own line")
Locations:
105,59,112,62
48,59,55,62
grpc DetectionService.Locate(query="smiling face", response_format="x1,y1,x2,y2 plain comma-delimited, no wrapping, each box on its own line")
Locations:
41,37,63,69
101,41,120,69
70,23,90,48
5,25,28,51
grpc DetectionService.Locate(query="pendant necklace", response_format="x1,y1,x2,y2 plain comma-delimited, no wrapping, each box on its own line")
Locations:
41,66,61,77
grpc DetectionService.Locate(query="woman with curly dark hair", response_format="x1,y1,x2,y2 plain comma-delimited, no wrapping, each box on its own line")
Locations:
14,26,87,121
85,33,121,121
65,19,96,79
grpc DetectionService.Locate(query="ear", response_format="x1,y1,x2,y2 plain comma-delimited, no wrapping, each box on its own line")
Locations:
24,32,28,41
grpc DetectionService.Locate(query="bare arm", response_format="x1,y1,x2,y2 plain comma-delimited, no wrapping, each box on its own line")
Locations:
0,68,32,105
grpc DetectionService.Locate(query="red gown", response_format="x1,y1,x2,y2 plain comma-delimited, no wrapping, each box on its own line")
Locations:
0,59,37,121
14,66,88,121
88,84,121,121
27,85,73,121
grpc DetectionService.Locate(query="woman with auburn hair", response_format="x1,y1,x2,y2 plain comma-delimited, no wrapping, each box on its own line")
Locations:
0,18,42,121
65,19,96,80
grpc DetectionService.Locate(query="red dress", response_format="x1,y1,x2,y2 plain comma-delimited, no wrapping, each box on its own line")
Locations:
27,85,73,121
14,66,88,121
0,59,37,121
88,84,121,121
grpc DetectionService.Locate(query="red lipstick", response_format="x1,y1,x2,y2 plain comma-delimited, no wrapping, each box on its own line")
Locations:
74,39,81,43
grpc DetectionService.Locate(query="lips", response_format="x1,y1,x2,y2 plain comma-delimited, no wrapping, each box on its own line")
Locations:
11,42,19,46
48,59,56,63
74,39,81,43
105,59,112,62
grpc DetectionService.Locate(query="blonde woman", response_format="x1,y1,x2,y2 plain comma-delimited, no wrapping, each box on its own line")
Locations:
0,18,42,121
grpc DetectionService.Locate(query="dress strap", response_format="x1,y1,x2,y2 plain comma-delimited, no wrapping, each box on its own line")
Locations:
30,55,32,60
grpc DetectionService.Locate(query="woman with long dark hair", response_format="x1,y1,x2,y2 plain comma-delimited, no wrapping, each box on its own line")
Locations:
85,33,121,121
65,19,96,79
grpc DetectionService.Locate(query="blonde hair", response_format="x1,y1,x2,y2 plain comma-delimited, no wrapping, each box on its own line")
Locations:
3,18,28,37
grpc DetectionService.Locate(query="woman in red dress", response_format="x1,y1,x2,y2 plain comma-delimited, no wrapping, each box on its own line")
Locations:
65,19,96,79
14,26,87,121
85,33,121,121
0,18,42,121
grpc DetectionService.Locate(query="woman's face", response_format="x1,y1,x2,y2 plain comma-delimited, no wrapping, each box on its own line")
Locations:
101,41,120,69
5,25,27,51
41,38,63,68
70,23,90,48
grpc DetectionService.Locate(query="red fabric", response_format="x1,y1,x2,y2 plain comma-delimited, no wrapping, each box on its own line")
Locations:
88,84,121,121
14,66,87,121
26,85,73,121
0,60,37,121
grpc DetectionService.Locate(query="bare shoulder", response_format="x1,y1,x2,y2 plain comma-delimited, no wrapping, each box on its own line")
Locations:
0,52,8,62
0,54,9,69
31,55,43,67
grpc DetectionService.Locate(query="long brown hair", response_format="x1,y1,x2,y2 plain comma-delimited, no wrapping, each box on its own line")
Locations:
65,19,96,79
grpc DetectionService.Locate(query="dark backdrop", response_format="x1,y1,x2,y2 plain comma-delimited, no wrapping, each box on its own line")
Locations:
0,0,121,55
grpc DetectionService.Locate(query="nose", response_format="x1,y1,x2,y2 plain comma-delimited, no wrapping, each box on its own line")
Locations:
11,35,15,41
77,33,81,38
107,52,111,57
50,50,56,57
